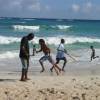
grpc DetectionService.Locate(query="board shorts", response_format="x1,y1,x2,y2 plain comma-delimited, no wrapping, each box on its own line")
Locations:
39,55,55,65
20,58,29,69
56,57,66,61
56,51,65,59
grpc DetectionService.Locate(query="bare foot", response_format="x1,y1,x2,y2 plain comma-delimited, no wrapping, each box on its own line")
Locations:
62,69,65,72
50,68,53,72
59,68,62,73
25,78,30,80
20,79,26,82
40,69,45,73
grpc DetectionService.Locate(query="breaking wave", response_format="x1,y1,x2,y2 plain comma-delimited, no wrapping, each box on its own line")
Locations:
12,25,40,31
0,35,100,45
0,36,20,44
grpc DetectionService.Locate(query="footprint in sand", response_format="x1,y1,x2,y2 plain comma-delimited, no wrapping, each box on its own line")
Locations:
72,96,80,100
82,93,86,100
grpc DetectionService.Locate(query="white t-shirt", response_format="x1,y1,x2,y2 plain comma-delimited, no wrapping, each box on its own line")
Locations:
57,43,65,52
56,43,65,58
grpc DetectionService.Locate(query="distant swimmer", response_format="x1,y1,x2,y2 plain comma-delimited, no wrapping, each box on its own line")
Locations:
90,46,99,61
36,39,61,75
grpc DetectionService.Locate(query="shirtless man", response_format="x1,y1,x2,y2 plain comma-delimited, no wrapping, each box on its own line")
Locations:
36,39,61,75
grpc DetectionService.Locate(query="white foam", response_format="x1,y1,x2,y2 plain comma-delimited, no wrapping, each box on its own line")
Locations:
33,36,100,45
0,36,20,44
0,35,100,45
51,25,71,30
67,37,100,44
57,25,71,30
12,25,40,31
0,51,18,59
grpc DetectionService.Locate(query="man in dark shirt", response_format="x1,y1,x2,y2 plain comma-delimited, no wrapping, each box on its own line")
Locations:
19,33,34,81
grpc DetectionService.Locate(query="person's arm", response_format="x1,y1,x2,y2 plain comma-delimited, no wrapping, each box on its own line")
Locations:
64,49,67,54
36,46,42,53
48,49,51,56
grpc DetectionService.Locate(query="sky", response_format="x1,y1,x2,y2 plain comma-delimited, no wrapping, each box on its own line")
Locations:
0,0,100,19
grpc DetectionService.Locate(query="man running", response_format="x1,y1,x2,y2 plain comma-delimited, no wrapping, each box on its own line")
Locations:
90,46,99,61
36,39,61,75
50,39,67,72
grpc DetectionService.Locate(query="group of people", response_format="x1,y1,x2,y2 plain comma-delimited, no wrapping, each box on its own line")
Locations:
19,33,68,81
19,33,99,81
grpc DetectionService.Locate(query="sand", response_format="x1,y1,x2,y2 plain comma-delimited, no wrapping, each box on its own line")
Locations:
0,52,100,100
0,74,100,100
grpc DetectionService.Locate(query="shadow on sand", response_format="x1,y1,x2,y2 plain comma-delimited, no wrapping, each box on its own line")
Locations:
0,79,16,82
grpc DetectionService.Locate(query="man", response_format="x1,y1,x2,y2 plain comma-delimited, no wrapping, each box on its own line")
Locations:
36,39,61,75
50,39,67,72
19,33,34,81
90,46,99,61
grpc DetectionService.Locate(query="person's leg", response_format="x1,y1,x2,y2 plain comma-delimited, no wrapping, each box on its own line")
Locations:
53,65,59,75
49,56,61,74
20,58,26,81
39,56,45,72
90,55,93,61
25,59,30,80
54,64,61,72
62,57,67,71
93,55,99,59
90,52,99,61
20,68,24,81
50,58,60,72
90,52,94,61
95,56,99,58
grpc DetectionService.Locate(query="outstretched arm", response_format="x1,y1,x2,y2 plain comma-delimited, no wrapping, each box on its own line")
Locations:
36,46,42,53
48,49,51,56
64,49,69,55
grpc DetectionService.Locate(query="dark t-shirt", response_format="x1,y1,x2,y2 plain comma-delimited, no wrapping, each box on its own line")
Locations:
19,36,29,59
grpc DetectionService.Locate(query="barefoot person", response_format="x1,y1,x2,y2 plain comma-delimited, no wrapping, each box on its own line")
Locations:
90,46,99,61
50,39,67,72
36,39,61,75
19,33,34,81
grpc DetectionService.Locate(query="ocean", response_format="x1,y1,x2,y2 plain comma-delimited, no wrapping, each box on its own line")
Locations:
0,17,100,58
0,17,100,74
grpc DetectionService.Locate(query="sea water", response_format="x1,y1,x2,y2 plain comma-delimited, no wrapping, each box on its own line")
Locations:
0,17,100,74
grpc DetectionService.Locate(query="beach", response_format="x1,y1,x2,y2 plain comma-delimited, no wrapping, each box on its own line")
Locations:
0,18,100,100
0,74,100,100
0,51,100,100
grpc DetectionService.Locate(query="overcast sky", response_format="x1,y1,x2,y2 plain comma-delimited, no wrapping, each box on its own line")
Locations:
0,0,100,19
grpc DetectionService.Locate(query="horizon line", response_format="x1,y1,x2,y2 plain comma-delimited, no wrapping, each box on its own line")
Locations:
0,16,100,21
